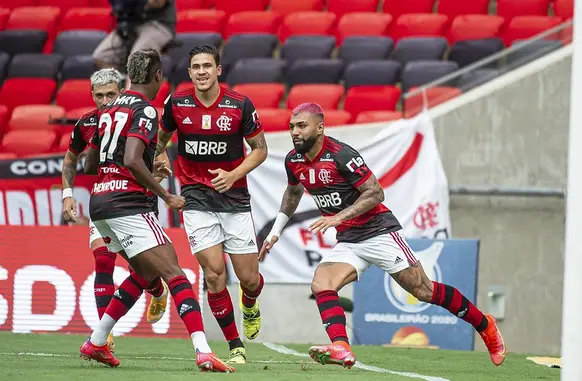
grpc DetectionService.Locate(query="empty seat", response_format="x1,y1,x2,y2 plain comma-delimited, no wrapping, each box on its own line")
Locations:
401,60,459,93
0,153,17,160
497,0,551,21
8,105,66,131
446,15,505,44
58,132,71,152
5,6,61,31
281,36,336,65
53,31,107,57
279,12,337,43
171,57,193,85
269,0,324,17
0,78,57,112
327,0,380,19
0,8,10,30
256,108,290,132
554,0,574,19
1,129,57,156
89,0,111,6
223,11,281,39
221,34,278,76
382,0,435,19
169,32,222,63
176,10,226,33
0,52,9,84
390,14,449,43
355,110,402,123
56,79,94,110
66,106,96,120
232,83,285,108
61,55,97,81
343,60,401,88
214,0,268,15
437,0,489,18
323,110,352,126
285,59,344,86
456,68,499,90
336,13,392,45
150,81,171,108
391,37,448,67
448,38,504,67
338,36,393,63
58,8,112,32
7,53,63,79
404,86,461,116
343,86,402,115
2,0,38,9
507,39,564,67
0,30,47,55
226,58,286,86
39,0,91,10
0,105,8,136
503,16,563,46
176,0,205,9
286,84,344,109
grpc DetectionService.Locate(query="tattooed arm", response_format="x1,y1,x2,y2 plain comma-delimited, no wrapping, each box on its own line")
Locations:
279,182,304,217
233,131,268,179
334,174,384,222
83,146,99,175
61,150,80,221
155,128,174,157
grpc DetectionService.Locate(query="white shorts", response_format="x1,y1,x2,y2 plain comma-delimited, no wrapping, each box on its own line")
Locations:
320,230,418,279
89,219,103,247
183,210,258,255
91,212,171,259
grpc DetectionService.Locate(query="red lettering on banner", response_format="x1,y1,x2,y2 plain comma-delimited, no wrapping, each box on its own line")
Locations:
0,226,201,338
299,228,333,249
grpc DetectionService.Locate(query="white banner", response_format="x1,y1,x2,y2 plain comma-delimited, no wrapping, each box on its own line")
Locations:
247,112,451,284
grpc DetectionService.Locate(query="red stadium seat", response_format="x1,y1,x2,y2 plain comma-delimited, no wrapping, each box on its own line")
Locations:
0,105,8,137
0,78,57,114
269,0,324,18
58,132,72,152
279,12,337,43
437,0,489,18
503,16,563,46
0,153,17,160
67,107,95,120
55,79,94,111
336,13,392,45
404,86,461,117
224,11,281,39
38,0,91,11
5,6,61,30
327,0,380,19
232,83,285,108
214,0,269,16
554,0,574,19
58,8,113,32
343,86,402,116
0,8,10,30
355,110,403,123
8,105,66,131
497,0,551,21
390,14,449,43
382,0,435,20
175,82,195,93
324,110,352,126
256,108,290,132
88,0,110,6
176,10,226,33
176,0,205,10
286,84,344,110
151,81,171,108
2,0,38,9
1,129,57,156
447,15,505,44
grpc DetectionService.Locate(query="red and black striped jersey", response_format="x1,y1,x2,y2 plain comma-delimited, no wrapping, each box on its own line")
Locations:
161,86,262,212
68,108,99,155
285,136,401,243
88,90,159,221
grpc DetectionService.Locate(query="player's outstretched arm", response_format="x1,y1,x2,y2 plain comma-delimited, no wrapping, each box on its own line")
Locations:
335,174,384,222
61,150,79,221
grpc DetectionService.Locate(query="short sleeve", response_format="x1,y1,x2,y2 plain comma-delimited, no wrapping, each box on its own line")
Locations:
336,145,372,188
68,120,88,155
161,94,178,133
285,158,300,186
241,97,262,138
128,103,159,145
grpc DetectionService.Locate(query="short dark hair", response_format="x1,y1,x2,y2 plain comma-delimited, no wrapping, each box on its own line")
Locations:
188,44,220,66
126,49,162,84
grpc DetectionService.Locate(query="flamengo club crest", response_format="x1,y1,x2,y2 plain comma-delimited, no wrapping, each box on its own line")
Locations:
318,169,332,184
216,113,232,131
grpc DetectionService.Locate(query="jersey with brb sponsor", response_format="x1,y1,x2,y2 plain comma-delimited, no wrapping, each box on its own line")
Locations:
285,136,402,243
89,90,159,221
161,86,262,213
68,109,99,155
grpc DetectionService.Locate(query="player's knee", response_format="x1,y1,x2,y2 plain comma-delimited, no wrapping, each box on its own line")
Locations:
202,267,226,289
93,248,116,272
311,277,334,295
409,278,434,302
239,272,260,291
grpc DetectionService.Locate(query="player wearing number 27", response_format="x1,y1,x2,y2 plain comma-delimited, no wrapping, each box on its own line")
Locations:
260,103,507,368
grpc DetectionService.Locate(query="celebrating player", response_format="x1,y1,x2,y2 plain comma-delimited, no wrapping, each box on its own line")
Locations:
156,44,268,364
61,68,170,353
79,49,234,373
260,103,507,368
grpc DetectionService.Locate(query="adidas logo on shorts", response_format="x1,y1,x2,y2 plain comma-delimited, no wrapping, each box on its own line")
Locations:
395,256,403,264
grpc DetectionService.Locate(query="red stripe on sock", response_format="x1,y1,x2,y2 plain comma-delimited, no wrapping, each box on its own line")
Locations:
208,288,239,341
241,273,264,308
169,275,204,334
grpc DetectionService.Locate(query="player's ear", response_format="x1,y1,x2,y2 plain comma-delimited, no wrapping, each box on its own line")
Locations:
317,121,324,135
216,64,222,77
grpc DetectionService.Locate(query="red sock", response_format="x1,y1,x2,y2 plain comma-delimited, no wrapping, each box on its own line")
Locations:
93,247,116,319
241,273,264,308
146,277,165,298
315,290,349,344
431,281,488,332
104,272,149,321
208,288,239,341
168,275,204,334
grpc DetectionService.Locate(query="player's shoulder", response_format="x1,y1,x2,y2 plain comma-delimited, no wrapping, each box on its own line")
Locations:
326,136,360,161
285,149,305,164
222,88,250,107
76,108,99,127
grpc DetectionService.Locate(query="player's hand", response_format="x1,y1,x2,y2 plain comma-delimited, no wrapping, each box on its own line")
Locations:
165,194,185,211
209,168,237,193
62,197,77,222
308,216,342,235
258,235,279,262
153,160,172,181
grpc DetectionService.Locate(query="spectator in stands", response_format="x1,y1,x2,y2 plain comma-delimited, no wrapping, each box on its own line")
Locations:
93,0,176,72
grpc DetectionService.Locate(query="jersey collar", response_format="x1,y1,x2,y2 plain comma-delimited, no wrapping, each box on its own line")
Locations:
193,85,223,110
306,136,328,163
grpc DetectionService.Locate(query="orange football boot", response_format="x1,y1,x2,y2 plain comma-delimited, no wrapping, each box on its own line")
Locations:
196,352,235,373
479,314,507,366
308,341,356,369
79,338,120,367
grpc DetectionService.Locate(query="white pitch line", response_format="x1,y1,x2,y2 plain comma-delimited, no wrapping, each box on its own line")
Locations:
263,343,452,381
